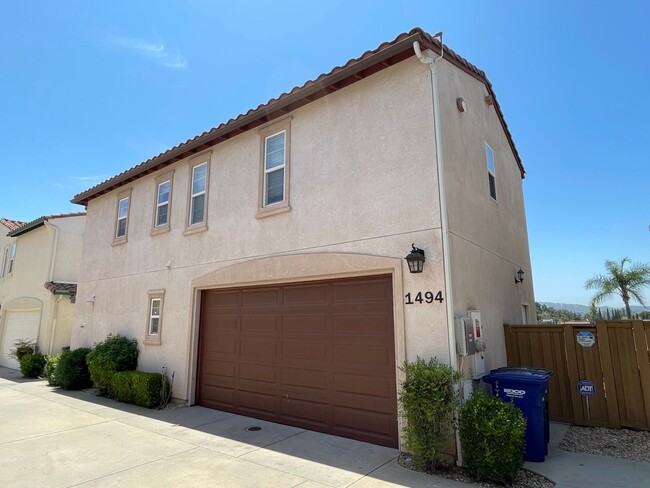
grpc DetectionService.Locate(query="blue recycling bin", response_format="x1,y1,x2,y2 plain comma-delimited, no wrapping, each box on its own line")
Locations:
482,367,552,462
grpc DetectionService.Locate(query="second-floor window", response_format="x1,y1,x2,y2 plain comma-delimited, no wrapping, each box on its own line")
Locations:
7,243,16,274
486,143,497,201
116,196,129,238
264,131,286,206
189,162,207,226
155,180,171,228
0,246,8,278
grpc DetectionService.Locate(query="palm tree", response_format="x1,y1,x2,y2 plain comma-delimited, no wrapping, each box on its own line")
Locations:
585,258,650,319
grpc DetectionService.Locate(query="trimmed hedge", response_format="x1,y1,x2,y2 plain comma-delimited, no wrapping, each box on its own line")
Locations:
86,334,138,395
19,353,46,378
57,348,93,390
111,371,166,408
459,392,526,485
398,357,463,471
44,354,62,386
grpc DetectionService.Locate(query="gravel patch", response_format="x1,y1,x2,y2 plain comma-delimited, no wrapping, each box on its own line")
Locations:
560,426,650,463
398,453,553,488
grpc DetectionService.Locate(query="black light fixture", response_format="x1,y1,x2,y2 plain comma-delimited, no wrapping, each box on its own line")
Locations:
405,244,426,273
515,268,525,284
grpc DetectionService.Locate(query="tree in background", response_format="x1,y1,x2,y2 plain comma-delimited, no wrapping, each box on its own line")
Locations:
585,258,650,319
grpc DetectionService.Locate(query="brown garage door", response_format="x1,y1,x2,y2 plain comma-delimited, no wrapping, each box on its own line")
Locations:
197,274,398,447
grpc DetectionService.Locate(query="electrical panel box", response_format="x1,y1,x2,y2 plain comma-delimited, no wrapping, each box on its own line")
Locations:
468,310,486,379
455,316,476,356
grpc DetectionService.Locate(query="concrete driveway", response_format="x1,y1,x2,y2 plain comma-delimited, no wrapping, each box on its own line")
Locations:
0,367,466,488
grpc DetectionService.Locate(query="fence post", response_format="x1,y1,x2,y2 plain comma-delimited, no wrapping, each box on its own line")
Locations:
632,321,650,429
563,324,586,425
596,321,621,428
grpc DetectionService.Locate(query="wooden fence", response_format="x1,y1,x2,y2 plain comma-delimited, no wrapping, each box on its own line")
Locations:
503,321,650,430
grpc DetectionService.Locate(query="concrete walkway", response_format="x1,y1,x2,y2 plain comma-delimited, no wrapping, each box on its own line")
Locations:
2,366,649,488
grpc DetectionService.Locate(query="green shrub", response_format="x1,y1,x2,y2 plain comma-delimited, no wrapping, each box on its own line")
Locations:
86,334,138,395
44,354,62,386
459,392,526,485
56,348,93,390
111,371,166,408
19,353,47,378
399,357,463,471
10,339,37,361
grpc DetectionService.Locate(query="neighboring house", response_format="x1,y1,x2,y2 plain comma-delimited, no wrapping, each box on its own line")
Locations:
0,213,86,369
70,28,535,449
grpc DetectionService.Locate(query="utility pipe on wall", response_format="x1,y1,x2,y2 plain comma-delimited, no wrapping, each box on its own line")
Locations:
413,36,462,461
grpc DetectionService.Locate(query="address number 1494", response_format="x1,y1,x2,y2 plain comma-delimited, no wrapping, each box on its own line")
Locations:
405,291,444,304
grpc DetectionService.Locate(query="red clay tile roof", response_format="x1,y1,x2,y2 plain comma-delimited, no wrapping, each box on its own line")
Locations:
7,212,86,237
71,27,524,207
44,281,77,295
0,218,26,232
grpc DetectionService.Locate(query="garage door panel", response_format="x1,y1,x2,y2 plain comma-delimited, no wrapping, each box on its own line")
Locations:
242,288,280,307
282,342,328,363
241,314,279,334
281,397,329,424
198,274,397,448
239,363,278,384
333,314,392,336
1,311,41,370
333,280,391,303
334,373,393,398
334,344,392,367
282,368,328,390
281,315,328,335
283,283,329,305
240,339,278,359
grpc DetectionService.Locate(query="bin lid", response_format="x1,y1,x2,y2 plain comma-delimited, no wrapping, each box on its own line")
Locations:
486,367,552,383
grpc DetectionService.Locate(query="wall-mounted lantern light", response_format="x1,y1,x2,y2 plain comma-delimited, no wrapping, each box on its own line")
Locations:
405,244,426,274
514,268,525,284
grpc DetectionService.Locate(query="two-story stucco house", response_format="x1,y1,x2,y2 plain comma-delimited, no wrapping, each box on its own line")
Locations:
70,28,535,449
0,213,86,369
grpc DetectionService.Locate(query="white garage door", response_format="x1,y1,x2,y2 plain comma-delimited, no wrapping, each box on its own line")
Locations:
0,311,41,369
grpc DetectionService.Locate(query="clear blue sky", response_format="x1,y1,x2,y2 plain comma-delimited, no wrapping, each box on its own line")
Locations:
1,1,648,307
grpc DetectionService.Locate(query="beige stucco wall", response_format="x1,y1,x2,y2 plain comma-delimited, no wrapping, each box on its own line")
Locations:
437,58,536,375
0,215,85,361
72,57,454,401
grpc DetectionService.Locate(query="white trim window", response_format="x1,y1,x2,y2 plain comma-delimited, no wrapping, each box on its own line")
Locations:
7,243,16,275
155,180,171,228
485,143,497,201
149,298,162,335
264,131,286,206
1,246,8,278
116,196,129,238
189,162,207,226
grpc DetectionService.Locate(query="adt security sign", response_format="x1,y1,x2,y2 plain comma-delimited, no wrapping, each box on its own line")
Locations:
577,380,596,397
576,330,596,347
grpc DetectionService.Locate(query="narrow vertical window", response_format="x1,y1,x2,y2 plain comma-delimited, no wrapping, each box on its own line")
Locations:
116,197,129,238
7,243,16,274
264,131,286,206
486,143,497,201
189,162,207,226
1,246,9,278
155,180,170,227
145,290,164,344
149,298,161,335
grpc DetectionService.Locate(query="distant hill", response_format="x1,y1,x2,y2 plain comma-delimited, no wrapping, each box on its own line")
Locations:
540,302,650,314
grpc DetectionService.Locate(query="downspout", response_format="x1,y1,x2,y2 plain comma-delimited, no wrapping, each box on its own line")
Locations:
44,220,60,355
413,36,462,462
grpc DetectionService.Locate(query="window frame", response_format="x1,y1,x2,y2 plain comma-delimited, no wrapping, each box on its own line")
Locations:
485,143,497,201
185,152,211,234
113,188,132,245
0,246,8,279
257,117,291,218
151,170,174,235
7,243,16,275
144,290,165,345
